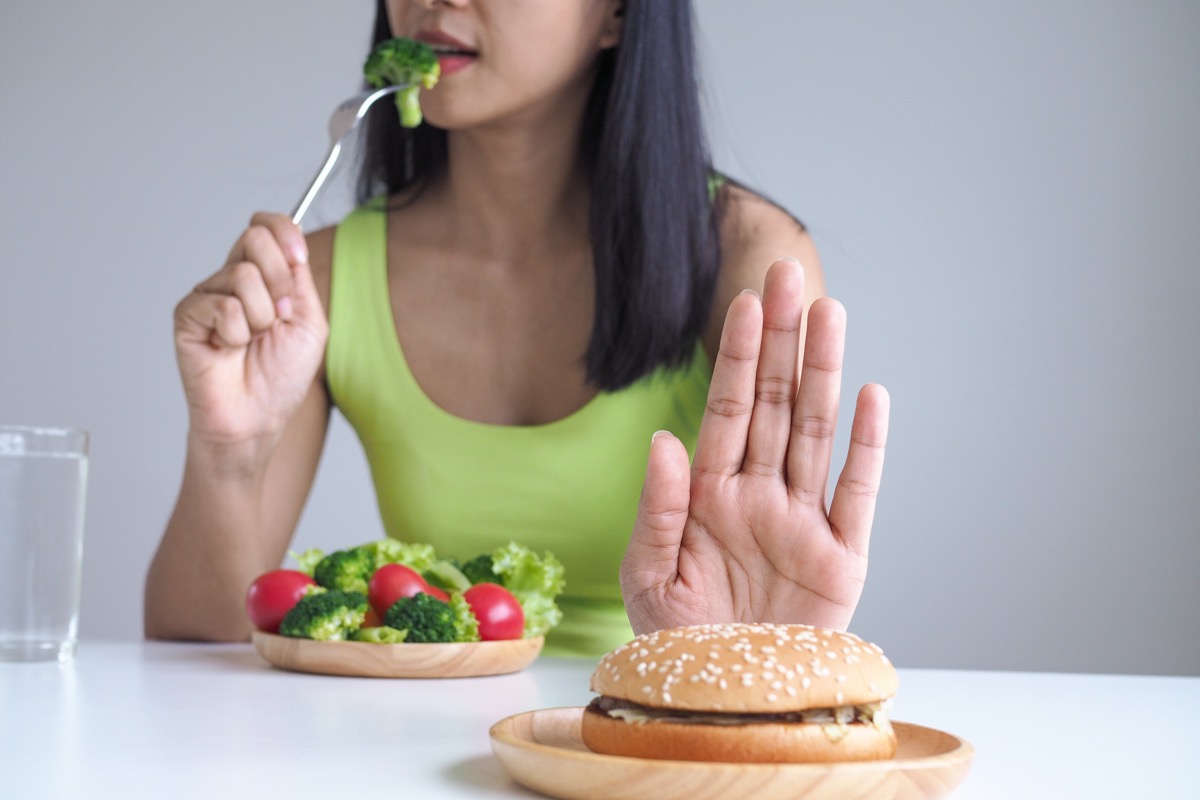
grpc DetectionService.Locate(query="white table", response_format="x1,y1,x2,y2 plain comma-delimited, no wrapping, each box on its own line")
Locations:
3,641,1197,798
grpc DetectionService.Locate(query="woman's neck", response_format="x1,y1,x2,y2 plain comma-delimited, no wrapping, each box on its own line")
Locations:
432,111,592,264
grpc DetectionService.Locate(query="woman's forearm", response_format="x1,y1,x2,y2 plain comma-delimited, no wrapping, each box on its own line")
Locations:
145,439,277,641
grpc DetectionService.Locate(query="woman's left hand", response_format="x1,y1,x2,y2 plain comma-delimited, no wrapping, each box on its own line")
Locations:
621,258,890,635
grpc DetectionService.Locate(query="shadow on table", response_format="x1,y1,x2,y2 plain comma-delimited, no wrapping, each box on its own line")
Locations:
445,754,538,798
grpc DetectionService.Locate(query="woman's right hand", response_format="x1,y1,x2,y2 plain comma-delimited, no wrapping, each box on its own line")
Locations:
172,212,329,458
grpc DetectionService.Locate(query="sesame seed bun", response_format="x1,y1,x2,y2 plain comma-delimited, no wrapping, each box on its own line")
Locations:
581,623,898,763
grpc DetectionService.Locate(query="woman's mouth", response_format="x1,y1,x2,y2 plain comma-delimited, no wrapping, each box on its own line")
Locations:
417,31,478,76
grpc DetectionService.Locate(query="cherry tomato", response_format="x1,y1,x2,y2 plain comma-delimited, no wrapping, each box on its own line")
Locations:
368,563,449,618
245,569,317,633
464,583,524,641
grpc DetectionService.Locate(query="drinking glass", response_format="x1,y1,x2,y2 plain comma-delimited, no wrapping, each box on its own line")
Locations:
0,425,89,662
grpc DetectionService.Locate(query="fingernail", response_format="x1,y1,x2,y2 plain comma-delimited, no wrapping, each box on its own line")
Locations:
289,243,308,265
276,296,294,321
651,430,671,444
740,288,760,299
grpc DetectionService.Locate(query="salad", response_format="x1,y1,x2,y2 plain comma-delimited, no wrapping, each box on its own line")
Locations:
245,539,565,644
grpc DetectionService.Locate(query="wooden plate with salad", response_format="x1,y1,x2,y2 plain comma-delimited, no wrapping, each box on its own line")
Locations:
252,631,544,678
245,538,564,679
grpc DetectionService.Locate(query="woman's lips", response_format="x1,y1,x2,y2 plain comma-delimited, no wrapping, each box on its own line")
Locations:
416,29,477,76
435,52,475,77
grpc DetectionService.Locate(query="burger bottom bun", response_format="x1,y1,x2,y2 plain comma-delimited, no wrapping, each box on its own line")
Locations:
580,705,897,764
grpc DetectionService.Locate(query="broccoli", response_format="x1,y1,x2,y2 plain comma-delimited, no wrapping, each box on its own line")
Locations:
384,592,457,643
363,37,441,129
279,590,368,641
350,626,409,644
460,553,496,586
313,548,375,593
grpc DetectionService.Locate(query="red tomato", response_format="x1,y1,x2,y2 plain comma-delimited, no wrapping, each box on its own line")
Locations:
245,569,317,633
368,563,449,618
464,583,524,641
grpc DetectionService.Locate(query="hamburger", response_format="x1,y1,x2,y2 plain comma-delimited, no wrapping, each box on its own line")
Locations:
581,623,898,763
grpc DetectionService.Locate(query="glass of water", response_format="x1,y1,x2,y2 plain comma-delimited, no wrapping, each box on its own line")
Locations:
0,425,89,663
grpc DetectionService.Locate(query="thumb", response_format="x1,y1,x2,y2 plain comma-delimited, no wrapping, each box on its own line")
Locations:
622,431,692,592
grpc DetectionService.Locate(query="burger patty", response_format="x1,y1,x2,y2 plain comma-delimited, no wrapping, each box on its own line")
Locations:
588,696,890,727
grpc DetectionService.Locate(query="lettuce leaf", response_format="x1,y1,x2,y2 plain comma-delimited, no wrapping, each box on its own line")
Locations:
358,538,437,573
289,547,326,576
489,541,566,637
449,592,481,642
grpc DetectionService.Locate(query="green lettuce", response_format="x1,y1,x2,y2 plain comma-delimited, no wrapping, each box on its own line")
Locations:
489,542,566,638
290,539,437,576
449,592,481,643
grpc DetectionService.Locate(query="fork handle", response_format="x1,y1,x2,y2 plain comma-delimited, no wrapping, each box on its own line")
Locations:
291,139,346,226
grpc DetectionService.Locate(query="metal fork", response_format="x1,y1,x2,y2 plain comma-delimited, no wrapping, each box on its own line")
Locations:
290,85,404,225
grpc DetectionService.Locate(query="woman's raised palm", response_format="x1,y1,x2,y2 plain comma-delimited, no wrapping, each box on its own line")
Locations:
621,259,890,634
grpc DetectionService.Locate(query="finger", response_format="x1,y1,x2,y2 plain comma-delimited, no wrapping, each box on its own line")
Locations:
828,384,890,555
622,431,692,591
692,289,763,476
229,212,308,267
786,297,846,503
175,291,252,349
742,259,805,477
285,257,327,331
213,261,278,334
227,214,307,318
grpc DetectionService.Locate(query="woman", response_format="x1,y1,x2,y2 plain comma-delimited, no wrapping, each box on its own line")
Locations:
146,0,889,657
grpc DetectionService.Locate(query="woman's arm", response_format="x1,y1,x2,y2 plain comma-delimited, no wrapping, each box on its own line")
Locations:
144,218,335,641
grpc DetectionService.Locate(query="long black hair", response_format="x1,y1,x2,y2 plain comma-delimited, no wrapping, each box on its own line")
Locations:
357,0,719,392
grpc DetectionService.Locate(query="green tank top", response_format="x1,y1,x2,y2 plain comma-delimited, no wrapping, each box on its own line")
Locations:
326,203,711,658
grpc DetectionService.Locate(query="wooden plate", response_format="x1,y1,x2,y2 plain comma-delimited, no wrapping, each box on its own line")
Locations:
252,631,544,678
489,707,973,800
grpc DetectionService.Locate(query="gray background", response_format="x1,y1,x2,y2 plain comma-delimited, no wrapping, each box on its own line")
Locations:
2,1,1196,675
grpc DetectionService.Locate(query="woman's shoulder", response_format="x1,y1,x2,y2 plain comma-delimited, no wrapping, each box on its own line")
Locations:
704,182,827,352
302,195,399,306
716,181,820,282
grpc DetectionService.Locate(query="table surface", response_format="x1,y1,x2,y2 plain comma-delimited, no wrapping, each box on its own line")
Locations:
3,641,1198,799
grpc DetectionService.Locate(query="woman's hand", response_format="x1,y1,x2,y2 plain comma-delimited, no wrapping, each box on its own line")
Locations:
172,213,328,456
621,258,890,634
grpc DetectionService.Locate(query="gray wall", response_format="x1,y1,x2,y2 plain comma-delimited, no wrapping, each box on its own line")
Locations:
2,2,1196,675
